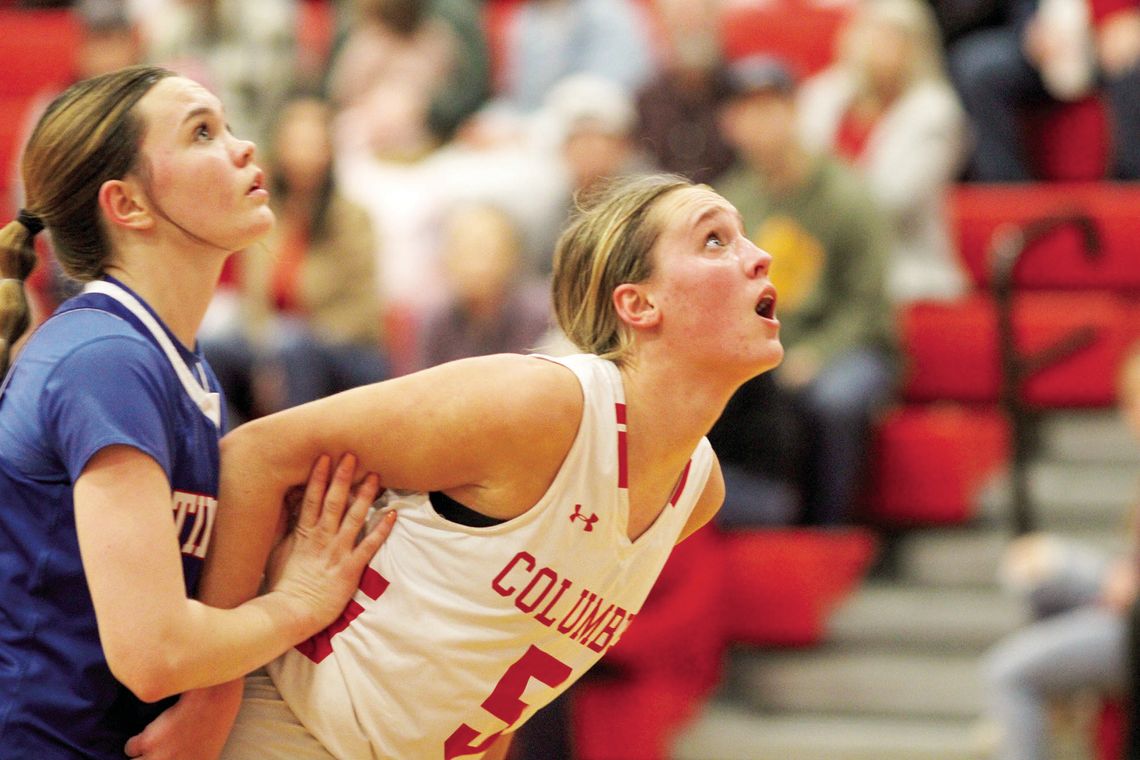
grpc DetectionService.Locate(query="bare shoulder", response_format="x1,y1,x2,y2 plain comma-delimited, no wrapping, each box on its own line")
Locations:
679,453,724,543
452,354,584,441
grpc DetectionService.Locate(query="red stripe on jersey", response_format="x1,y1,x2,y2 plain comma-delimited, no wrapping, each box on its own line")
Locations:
617,429,629,489
668,460,692,507
360,567,390,600
615,403,629,490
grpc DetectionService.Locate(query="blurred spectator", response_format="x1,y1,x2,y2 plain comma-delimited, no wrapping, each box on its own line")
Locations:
135,0,298,148
201,94,387,425
547,74,658,198
706,371,806,527
798,0,971,303
982,341,1140,760
635,0,736,184
415,202,552,370
325,0,490,152
713,54,897,526
499,0,657,114
947,0,1140,181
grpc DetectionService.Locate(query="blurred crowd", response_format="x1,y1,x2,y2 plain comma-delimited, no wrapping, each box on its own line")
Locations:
6,1,1140,758
6,0,1138,520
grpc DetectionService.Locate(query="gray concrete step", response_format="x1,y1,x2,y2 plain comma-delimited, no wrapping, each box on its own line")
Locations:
728,648,984,720
1038,410,1139,465
826,584,1027,653
978,461,1136,529
671,702,985,760
894,527,1126,589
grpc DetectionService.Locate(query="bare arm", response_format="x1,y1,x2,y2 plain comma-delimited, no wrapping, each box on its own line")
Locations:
677,455,725,543
200,354,583,610
75,447,389,702
481,733,513,760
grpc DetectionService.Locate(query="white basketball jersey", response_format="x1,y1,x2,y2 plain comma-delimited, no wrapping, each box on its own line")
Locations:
268,353,714,759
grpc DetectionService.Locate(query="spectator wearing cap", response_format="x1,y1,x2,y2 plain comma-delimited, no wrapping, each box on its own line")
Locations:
711,54,898,527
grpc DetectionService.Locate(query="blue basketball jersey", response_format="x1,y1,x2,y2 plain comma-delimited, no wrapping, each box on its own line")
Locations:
0,276,224,758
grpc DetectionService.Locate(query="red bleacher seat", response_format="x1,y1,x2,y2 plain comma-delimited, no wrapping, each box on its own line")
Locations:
718,0,851,75
900,292,1132,408
867,404,1009,525
571,527,726,760
951,183,1140,292
0,10,79,98
0,95,32,202
719,527,878,647
1024,96,1110,182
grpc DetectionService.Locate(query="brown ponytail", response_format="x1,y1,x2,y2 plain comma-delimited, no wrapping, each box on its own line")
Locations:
0,216,39,376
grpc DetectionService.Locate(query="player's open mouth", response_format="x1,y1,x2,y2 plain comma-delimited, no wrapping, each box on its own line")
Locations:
247,172,265,194
755,288,777,320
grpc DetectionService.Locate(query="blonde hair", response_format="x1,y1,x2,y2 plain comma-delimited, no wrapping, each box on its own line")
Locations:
552,173,693,365
838,0,948,88
0,64,173,375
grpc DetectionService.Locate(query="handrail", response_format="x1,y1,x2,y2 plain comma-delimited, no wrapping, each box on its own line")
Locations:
987,210,1102,535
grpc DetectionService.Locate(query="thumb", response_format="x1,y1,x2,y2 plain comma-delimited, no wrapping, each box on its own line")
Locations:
124,729,149,758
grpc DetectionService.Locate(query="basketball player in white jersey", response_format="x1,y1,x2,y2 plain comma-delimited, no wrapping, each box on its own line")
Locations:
198,173,783,759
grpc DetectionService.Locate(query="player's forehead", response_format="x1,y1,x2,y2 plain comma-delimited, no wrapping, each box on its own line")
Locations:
135,76,225,134
651,185,741,235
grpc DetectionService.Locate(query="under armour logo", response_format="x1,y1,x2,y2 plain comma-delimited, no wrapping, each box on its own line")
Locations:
569,504,598,532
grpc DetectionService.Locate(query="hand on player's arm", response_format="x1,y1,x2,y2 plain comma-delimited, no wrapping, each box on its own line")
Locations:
75,445,393,703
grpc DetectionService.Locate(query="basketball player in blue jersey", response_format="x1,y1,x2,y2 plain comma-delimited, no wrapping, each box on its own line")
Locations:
191,173,785,759
0,65,393,760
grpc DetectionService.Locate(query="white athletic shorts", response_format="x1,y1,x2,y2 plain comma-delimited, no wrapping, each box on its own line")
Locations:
220,669,336,760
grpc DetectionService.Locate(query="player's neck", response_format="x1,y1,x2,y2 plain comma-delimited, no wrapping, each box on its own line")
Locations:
103,246,229,349
619,359,733,457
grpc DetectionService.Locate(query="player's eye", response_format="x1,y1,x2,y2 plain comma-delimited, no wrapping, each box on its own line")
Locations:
705,231,725,248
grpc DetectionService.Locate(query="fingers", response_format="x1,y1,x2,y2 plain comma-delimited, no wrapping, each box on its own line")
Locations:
123,731,147,758
317,453,358,533
353,509,396,566
295,454,332,532
336,472,382,554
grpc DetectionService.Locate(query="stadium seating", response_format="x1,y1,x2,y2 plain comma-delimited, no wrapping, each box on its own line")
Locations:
0,9,78,98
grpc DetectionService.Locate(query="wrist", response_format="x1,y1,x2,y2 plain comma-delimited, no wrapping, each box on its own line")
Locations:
262,587,325,645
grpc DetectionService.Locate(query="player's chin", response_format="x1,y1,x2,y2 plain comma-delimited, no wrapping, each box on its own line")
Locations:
231,209,276,249
752,340,784,375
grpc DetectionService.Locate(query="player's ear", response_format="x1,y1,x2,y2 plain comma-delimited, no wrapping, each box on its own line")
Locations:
613,283,660,329
98,177,155,232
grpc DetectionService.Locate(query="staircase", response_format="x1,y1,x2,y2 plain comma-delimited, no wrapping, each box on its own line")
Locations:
671,409,1139,760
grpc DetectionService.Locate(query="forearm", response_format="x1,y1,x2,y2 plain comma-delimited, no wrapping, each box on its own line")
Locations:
126,591,315,700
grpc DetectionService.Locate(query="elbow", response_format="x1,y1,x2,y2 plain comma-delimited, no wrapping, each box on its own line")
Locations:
220,418,265,467
106,646,184,703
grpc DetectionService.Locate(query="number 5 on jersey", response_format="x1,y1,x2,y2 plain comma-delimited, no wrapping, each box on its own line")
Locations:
444,645,572,759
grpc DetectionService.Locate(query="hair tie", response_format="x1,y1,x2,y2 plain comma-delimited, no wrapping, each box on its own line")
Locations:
16,209,44,238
